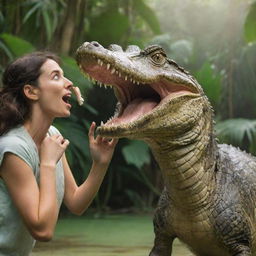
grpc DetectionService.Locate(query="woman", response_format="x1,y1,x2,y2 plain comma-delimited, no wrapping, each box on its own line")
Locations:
0,52,117,255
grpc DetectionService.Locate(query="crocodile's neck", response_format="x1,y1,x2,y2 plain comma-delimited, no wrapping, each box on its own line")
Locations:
147,109,217,213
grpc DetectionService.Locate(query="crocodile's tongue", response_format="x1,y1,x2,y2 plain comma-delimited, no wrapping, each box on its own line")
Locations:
107,98,158,125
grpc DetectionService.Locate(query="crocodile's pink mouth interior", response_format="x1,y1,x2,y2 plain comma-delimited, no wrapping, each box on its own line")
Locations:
81,62,198,126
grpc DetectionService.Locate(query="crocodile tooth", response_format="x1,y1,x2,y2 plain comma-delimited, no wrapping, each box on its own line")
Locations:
118,72,122,78
97,59,101,64
111,68,116,74
115,70,119,74
125,76,128,81
100,60,103,66
136,81,140,85
101,121,104,126
107,63,111,70
104,84,107,89
99,82,102,87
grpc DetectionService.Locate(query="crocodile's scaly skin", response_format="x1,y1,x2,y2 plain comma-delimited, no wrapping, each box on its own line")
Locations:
76,41,256,256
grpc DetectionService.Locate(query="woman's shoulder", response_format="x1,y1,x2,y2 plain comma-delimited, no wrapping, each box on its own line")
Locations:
0,126,38,170
0,126,27,147
0,126,36,159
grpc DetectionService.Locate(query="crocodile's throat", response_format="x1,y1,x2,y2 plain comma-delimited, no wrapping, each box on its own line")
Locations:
76,42,201,134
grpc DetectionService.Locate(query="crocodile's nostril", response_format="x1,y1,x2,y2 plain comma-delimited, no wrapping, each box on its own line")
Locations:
91,41,101,47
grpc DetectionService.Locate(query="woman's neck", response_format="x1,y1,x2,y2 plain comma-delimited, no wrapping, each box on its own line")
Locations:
23,110,54,149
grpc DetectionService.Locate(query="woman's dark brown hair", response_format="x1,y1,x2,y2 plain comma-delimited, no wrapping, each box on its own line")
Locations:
0,51,60,136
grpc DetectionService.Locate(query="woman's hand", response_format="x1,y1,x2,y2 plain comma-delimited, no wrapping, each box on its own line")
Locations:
88,122,118,167
40,135,69,167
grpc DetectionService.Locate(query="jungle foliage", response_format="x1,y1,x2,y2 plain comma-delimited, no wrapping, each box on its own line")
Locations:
0,0,256,213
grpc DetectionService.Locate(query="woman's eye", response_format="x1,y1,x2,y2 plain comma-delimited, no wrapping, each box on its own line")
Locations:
151,53,166,65
53,74,59,80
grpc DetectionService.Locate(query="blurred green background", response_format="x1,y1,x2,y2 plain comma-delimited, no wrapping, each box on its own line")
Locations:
1,1,256,249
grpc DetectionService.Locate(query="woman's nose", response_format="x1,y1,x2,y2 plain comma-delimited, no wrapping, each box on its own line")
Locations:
64,77,73,88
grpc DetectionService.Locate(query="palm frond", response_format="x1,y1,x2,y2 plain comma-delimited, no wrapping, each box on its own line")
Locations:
216,118,256,154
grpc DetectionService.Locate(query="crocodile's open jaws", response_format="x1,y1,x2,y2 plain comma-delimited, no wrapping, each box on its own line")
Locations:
76,41,201,136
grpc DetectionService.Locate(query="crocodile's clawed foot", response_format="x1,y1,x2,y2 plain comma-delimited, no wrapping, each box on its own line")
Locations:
149,246,171,256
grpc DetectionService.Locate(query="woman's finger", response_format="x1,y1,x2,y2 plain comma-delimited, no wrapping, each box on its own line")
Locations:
102,137,110,143
95,134,102,143
56,135,64,143
110,138,118,147
88,122,96,141
62,139,70,148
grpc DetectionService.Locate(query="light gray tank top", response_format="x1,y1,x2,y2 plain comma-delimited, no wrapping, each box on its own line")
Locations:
0,125,65,256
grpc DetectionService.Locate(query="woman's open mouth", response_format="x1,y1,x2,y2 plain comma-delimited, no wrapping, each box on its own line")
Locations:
62,95,71,107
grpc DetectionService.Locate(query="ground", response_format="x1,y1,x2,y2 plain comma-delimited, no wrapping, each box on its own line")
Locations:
31,214,192,256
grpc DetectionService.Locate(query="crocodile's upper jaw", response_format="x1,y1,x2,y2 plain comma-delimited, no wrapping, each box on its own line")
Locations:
76,41,203,139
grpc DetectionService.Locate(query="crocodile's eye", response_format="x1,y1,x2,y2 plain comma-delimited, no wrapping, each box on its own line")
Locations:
150,53,166,65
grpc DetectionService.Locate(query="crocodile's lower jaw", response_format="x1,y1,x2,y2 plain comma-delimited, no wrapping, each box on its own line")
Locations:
96,91,200,138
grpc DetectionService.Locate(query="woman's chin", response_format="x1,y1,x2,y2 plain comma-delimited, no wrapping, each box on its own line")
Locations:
57,110,71,118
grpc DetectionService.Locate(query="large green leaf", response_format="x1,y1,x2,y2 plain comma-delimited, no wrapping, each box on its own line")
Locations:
0,33,35,57
132,0,161,35
42,9,52,42
89,10,129,46
22,1,42,24
216,118,256,154
0,40,13,60
122,140,150,169
194,61,222,109
244,2,256,43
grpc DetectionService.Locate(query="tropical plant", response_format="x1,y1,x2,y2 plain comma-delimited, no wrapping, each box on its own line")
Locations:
244,1,256,43
216,119,256,154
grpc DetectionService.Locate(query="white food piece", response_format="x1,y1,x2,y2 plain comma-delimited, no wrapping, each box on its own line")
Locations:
73,86,84,106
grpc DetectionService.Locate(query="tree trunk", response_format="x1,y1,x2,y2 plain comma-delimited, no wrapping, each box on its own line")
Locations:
60,0,80,55
72,0,87,53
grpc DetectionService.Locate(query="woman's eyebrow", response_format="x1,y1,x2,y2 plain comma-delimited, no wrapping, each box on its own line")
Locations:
50,69,64,75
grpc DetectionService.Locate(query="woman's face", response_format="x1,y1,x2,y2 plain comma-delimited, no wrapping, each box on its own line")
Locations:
36,59,73,118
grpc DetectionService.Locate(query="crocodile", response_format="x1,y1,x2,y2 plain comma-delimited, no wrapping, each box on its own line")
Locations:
76,41,256,256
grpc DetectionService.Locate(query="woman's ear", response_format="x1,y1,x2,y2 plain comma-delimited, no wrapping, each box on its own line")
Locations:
23,84,40,101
